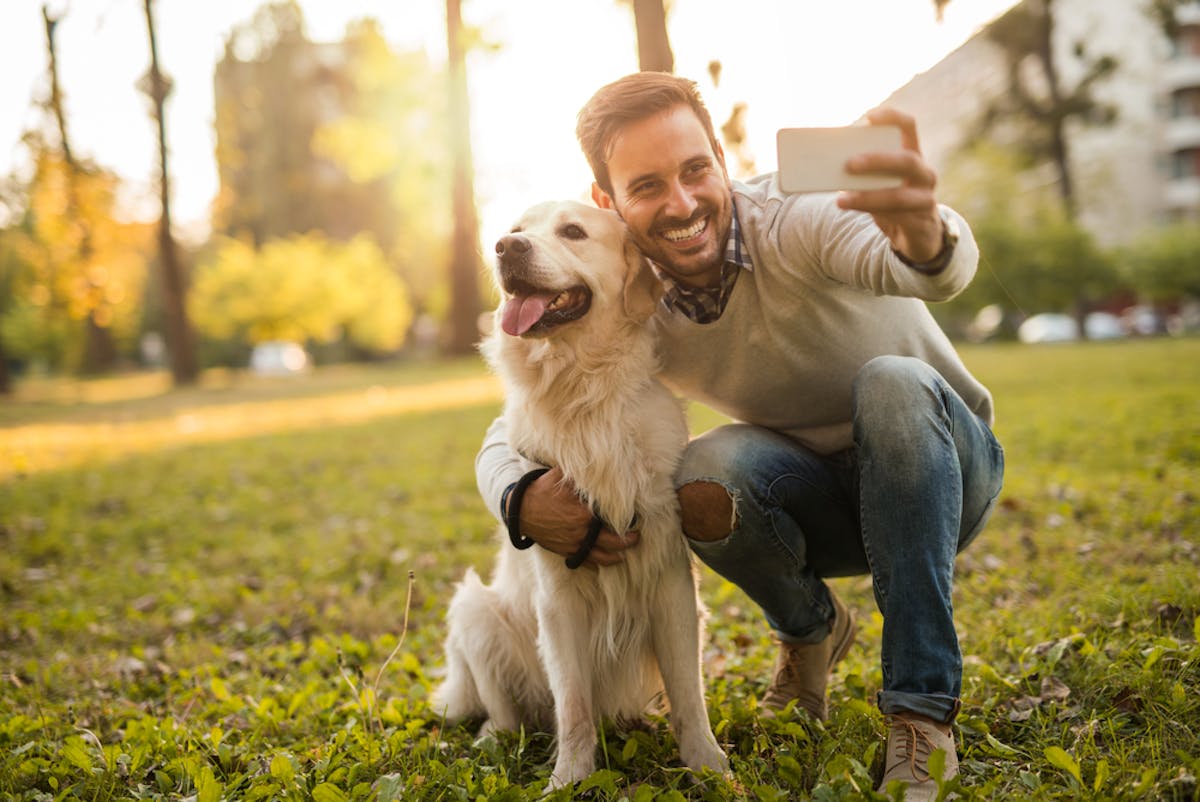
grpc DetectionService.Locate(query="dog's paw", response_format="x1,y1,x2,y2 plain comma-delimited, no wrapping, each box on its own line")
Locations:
681,741,730,776
546,755,596,793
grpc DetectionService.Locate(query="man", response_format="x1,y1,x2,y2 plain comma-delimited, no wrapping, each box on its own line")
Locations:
475,72,1004,799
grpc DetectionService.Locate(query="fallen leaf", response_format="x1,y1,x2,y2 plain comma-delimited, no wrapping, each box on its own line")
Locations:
1040,676,1071,703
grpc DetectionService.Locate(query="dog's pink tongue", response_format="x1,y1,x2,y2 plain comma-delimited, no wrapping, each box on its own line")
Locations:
501,293,554,336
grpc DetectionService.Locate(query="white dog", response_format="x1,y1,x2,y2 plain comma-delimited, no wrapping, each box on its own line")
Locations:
433,200,729,788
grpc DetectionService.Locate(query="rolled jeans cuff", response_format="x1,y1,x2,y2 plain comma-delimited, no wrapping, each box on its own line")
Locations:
878,690,961,724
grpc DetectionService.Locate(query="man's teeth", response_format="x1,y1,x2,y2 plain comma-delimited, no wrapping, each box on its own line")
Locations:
662,218,706,242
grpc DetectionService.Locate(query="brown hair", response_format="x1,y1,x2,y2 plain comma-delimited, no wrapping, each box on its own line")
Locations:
576,72,720,197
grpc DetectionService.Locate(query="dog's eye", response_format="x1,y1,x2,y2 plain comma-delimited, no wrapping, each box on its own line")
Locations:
559,223,587,241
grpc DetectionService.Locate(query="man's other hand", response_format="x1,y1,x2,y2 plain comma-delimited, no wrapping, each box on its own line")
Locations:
520,466,640,567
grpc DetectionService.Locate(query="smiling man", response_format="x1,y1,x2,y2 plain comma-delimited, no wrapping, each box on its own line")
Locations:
475,72,1004,799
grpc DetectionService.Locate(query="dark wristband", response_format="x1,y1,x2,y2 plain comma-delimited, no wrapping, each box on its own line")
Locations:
564,515,604,569
504,468,550,550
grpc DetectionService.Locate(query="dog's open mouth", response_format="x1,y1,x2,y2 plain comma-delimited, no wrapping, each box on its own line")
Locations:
500,280,592,337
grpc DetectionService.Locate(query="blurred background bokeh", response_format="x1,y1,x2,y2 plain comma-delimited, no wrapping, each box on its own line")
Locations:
0,0,1197,393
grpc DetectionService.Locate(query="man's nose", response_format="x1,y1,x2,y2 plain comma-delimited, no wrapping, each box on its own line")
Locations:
663,179,699,219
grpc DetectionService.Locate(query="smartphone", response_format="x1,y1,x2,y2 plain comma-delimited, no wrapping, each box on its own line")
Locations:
776,125,904,193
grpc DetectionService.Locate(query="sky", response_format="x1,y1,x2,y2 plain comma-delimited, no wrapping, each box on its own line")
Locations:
0,0,1018,247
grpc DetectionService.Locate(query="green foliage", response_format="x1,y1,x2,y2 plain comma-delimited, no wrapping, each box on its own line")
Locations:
0,143,152,371
1119,221,1200,302
189,232,412,353
936,143,1119,330
1,341,1198,799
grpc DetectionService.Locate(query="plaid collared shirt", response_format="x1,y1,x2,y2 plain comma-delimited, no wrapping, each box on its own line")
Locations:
658,208,753,324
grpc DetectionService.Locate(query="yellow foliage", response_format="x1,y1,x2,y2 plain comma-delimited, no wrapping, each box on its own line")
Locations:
2,146,152,368
190,232,412,352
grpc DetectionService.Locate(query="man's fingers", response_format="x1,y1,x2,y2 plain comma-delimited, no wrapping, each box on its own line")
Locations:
585,528,640,567
865,107,921,154
837,186,935,215
596,527,639,550
846,151,936,189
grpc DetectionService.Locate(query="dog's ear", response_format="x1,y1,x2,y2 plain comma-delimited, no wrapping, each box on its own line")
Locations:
622,237,664,322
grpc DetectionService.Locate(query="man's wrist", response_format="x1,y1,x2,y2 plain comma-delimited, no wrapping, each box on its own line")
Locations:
894,208,959,275
504,468,549,550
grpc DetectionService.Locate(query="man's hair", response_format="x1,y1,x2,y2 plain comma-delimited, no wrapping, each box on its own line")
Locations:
576,72,720,197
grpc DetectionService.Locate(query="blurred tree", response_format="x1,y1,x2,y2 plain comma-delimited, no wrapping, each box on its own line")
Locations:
214,7,455,350
0,144,151,373
445,0,483,354
936,141,1120,333
142,0,198,384
0,228,18,394
1148,0,1193,38
1121,222,1200,302
622,0,674,72
190,233,411,353
41,5,117,374
974,0,1118,219
313,18,453,331
212,2,329,244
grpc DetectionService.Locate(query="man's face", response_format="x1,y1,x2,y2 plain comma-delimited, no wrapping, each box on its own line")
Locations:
593,105,733,289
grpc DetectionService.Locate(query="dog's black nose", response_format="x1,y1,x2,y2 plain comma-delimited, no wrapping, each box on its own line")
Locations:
495,233,531,261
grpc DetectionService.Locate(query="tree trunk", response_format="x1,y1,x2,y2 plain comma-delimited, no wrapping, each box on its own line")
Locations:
1035,0,1077,220
444,0,482,355
143,0,198,384
632,0,673,72
0,333,11,395
43,5,118,375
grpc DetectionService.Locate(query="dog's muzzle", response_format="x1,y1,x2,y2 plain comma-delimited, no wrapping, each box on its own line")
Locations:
494,234,591,338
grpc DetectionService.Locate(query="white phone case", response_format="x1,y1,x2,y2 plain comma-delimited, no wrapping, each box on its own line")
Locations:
776,126,904,193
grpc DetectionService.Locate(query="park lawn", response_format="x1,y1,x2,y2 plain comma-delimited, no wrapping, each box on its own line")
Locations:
0,339,1197,800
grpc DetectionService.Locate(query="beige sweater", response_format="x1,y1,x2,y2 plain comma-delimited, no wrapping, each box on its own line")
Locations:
654,175,993,456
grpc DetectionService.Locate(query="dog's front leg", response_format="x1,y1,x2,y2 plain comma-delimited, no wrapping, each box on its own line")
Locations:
651,564,729,775
536,587,598,790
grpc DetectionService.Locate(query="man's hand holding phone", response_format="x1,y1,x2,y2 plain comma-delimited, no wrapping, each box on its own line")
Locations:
777,108,945,265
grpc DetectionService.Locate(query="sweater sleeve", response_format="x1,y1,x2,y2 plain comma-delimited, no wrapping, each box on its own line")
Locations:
759,183,980,302
475,415,528,523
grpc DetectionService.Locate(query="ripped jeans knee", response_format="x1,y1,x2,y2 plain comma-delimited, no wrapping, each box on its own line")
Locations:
677,480,736,542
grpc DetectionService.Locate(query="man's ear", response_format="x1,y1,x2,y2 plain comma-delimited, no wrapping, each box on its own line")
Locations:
623,236,664,323
592,182,615,210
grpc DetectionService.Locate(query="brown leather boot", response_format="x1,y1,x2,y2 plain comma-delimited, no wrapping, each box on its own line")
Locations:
876,711,959,800
759,589,857,721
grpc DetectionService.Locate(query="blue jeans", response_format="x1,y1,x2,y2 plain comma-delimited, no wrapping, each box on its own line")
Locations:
677,356,1004,723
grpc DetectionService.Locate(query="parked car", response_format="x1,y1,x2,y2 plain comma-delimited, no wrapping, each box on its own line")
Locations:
1121,305,1164,336
249,341,310,375
1084,312,1124,340
1018,313,1079,344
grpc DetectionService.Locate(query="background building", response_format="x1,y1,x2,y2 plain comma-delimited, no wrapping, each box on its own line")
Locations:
880,0,1200,246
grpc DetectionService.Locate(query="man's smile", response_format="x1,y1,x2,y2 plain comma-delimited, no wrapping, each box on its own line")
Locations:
660,215,708,244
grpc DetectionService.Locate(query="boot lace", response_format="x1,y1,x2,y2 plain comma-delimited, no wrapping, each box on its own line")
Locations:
885,715,939,782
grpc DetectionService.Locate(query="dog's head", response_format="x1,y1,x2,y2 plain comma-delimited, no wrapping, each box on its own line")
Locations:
491,200,662,341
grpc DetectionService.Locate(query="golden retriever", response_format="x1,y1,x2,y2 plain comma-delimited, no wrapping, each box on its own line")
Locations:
432,200,728,788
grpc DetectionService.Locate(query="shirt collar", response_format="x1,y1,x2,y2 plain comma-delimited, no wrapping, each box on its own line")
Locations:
654,205,752,323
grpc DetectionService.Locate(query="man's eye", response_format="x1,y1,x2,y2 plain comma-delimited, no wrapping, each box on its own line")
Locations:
559,223,587,240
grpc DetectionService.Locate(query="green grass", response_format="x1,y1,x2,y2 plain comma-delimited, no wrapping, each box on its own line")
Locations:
1,340,1197,800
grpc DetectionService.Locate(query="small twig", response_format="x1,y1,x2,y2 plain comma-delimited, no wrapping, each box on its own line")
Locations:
76,725,112,773
371,570,416,735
